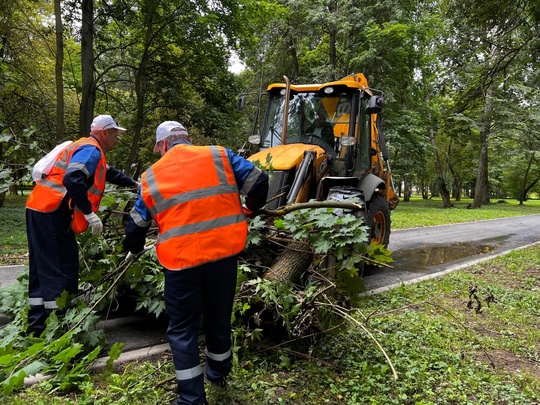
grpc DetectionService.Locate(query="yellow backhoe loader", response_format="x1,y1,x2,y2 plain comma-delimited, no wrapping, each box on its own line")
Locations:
239,73,399,281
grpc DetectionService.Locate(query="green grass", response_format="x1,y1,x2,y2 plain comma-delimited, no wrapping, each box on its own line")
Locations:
0,194,28,265
5,194,540,253
2,194,540,264
2,194,540,265
391,197,540,229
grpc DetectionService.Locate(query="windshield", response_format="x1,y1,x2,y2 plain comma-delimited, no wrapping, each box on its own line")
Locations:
261,90,354,149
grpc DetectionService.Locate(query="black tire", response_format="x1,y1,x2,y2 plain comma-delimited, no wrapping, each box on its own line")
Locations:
366,193,391,247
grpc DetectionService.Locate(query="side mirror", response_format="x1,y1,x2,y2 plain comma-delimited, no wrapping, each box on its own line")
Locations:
248,135,261,145
367,95,384,114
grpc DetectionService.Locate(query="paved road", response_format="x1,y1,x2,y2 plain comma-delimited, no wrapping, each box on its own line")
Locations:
2,214,540,353
364,214,540,291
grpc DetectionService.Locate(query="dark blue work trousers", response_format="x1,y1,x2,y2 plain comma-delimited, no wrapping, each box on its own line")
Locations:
164,255,237,405
26,203,78,332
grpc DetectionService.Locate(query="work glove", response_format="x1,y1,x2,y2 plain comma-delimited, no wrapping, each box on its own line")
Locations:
84,212,103,235
126,244,155,261
242,205,257,219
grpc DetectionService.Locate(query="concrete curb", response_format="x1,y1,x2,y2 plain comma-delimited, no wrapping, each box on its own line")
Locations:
91,342,171,371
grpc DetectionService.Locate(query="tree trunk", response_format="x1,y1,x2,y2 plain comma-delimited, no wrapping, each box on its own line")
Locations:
447,140,461,201
519,154,540,205
123,1,156,176
471,83,494,208
286,32,300,81
80,0,95,136
453,179,462,201
428,114,452,208
263,242,313,283
472,136,490,207
329,28,336,77
327,1,337,77
54,0,64,142
403,173,410,202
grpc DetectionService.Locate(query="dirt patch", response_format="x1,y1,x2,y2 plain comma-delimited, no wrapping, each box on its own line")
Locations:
469,263,540,291
0,249,28,266
476,349,540,380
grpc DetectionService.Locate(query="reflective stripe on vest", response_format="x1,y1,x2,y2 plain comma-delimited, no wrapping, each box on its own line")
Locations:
141,145,248,270
26,137,107,233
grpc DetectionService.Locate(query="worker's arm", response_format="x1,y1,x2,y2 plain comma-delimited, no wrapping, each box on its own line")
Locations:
64,146,138,214
123,189,152,254
63,145,102,215
106,165,138,188
226,149,269,211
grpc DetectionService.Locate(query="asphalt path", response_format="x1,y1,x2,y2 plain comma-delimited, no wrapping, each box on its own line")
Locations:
2,214,540,357
364,213,540,291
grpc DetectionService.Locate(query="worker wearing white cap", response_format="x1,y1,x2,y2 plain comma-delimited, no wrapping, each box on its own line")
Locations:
124,120,269,405
25,114,139,335
153,120,190,152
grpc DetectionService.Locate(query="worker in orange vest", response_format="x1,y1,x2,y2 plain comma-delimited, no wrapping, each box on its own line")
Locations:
25,114,139,334
123,121,269,405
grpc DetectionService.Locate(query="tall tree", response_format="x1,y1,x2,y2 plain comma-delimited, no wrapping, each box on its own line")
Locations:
80,0,94,135
441,0,540,207
0,0,57,136
89,0,265,175
54,0,65,141
495,82,540,203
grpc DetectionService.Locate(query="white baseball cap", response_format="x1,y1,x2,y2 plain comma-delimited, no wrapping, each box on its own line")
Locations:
154,121,189,152
91,115,127,132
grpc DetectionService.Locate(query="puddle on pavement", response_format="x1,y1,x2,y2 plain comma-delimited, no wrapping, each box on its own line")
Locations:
391,241,502,273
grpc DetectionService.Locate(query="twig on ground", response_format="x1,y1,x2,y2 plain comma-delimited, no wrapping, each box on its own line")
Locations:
317,299,399,381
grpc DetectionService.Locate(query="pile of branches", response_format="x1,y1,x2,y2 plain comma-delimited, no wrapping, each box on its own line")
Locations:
232,201,393,346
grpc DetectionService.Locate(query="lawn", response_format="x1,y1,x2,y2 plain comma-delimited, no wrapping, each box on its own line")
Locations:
0,194,28,265
392,197,540,229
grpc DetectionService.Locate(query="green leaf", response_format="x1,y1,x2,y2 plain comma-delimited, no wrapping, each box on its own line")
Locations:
82,346,102,365
106,342,125,371
55,290,72,310
0,131,12,143
22,360,46,376
2,369,26,395
273,218,285,230
51,344,83,363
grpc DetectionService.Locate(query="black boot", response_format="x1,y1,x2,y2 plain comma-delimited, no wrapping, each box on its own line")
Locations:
209,376,227,389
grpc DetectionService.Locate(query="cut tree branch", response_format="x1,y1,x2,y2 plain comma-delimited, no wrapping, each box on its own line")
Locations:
259,201,364,217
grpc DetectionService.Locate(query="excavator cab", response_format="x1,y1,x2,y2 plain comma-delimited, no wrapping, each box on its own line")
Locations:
243,74,398,247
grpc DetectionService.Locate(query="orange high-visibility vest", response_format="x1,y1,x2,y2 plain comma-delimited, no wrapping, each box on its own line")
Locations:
141,145,247,270
26,137,107,234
